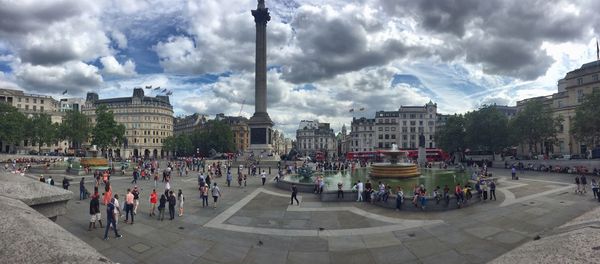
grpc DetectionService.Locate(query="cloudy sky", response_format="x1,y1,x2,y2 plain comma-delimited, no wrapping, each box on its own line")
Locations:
0,0,598,136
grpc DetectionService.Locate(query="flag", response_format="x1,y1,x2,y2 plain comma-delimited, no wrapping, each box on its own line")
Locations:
349,109,354,113
596,39,599,61
166,91,173,96
359,107,365,111
145,85,152,89
62,90,68,95
153,86,161,91
161,89,167,93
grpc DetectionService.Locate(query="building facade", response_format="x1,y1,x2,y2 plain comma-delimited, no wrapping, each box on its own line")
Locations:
83,88,174,158
215,113,250,153
349,117,376,152
59,98,86,112
173,113,208,136
516,61,600,156
296,120,337,159
0,88,64,154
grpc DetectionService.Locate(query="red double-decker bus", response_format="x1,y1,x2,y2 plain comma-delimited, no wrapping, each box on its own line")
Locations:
405,148,449,162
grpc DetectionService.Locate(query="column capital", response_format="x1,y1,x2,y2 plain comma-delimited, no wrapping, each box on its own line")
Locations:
252,8,270,25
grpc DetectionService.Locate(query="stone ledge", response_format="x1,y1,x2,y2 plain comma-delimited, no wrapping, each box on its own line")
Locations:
0,195,113,264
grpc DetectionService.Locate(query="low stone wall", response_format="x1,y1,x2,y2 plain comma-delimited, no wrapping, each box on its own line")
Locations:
276,176,482,211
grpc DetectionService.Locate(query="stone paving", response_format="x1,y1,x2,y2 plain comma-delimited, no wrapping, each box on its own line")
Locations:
51,167,600,264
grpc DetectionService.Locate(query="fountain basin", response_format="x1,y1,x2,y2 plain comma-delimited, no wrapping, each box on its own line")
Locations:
370,163,420,178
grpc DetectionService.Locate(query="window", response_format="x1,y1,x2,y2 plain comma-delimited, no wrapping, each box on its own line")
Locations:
17,104,21,108
410,114,416,119
40,106,44,112
594,74,598,81
391,127,396,131
403,135,407,140
385,127,389,131
557,100,563,108
402,127,407,133
402,121,407,126
33,99,37,103
410,121,416,126
410,127,416,133
379,134,383,139
378,127,383,131
385,134,389,139
378,142,383,148
41,99,44,104
577,89,584,103
402,142,407,148
26,98,29,103
17,98,21,102
391,134,396,139
578,78,583,85
419,121,423,126
410,135,415,140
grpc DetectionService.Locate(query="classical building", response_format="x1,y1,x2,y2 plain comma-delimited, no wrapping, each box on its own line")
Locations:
349,117,376,152
215,113,250,153
173,113,208,136
373,101,438,150
59,98,86,112
272,130,291,156
0,88,63,154
491,104,517,119
516,61,600,156
83,88,174,158
296,120,337,159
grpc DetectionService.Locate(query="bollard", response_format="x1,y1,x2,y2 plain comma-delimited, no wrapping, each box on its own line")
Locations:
269,167,271,174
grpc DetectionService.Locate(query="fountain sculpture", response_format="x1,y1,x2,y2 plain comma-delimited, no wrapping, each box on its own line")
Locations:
370,144,421,178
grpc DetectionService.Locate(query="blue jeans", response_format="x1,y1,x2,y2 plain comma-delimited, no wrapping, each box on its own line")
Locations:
202,195,208,207
80,189,86,200
396,197,402,210
125,204,134,222
103,217,120,239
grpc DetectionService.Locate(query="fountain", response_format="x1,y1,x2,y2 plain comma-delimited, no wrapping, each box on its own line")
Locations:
370,144,420,178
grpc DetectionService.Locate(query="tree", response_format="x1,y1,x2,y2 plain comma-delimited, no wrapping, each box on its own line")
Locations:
190,120,235,156
464,105,511,152
0,103,26,151
25,113,58,153
572,90,600,148
511,100,562,155
435,114,466,154
91,105,125,155
163,134,194,157
59,110,91,149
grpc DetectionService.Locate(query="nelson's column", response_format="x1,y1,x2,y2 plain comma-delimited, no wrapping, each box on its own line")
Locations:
248,0,276,157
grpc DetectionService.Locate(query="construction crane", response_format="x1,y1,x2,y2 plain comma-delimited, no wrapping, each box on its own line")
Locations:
238,99,246,117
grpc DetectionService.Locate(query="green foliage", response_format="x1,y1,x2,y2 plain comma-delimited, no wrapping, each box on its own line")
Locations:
572,90,600,146
511,100,562,154
91,105,126,151
464,105,511,152
163,134,194,157
189,120,235,156
25,113,58,152
0,103,26,146
434,114,466,153
59,110,91,149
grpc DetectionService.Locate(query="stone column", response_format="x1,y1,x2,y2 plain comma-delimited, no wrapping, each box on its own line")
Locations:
252,1,270,115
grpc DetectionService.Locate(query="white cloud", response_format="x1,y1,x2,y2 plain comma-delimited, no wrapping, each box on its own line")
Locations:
14,61,103,95
100,56,136,77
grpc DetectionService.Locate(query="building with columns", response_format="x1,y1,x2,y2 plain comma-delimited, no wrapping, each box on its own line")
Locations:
296,120,337,159
83,88,173,158
516,60,600,156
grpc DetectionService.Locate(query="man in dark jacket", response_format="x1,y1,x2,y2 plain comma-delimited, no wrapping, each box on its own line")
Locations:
168,191,177,220
88,193,103,231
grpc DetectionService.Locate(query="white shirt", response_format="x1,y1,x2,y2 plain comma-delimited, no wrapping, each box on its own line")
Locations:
357,182,364,192
113,199,120,215
261,172,266,178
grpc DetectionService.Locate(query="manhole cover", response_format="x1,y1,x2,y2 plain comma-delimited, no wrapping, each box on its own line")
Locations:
130,243,151,253
408,233,415,237
560,201,565,204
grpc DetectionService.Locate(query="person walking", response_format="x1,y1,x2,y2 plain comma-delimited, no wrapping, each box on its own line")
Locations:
592,179,599,200
158,194,166,221
489,181,497,201
131,168,139,184
354,180,364,202
581,175,588,194
575,175,581,194
103,198,122,240
149,189,158,216
124,189,134,224
261,170,267,186
481,181,488,201
337,182,344,199
511,166,517,180
211,183,221,209
291,183,300,205
112,194,121,226
201,183,209,207
79,178,86,200
237,172,243,188
177,189,184,217
88,193,103,231
132,186,140,215
226,171,232,187
168,191,177,220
